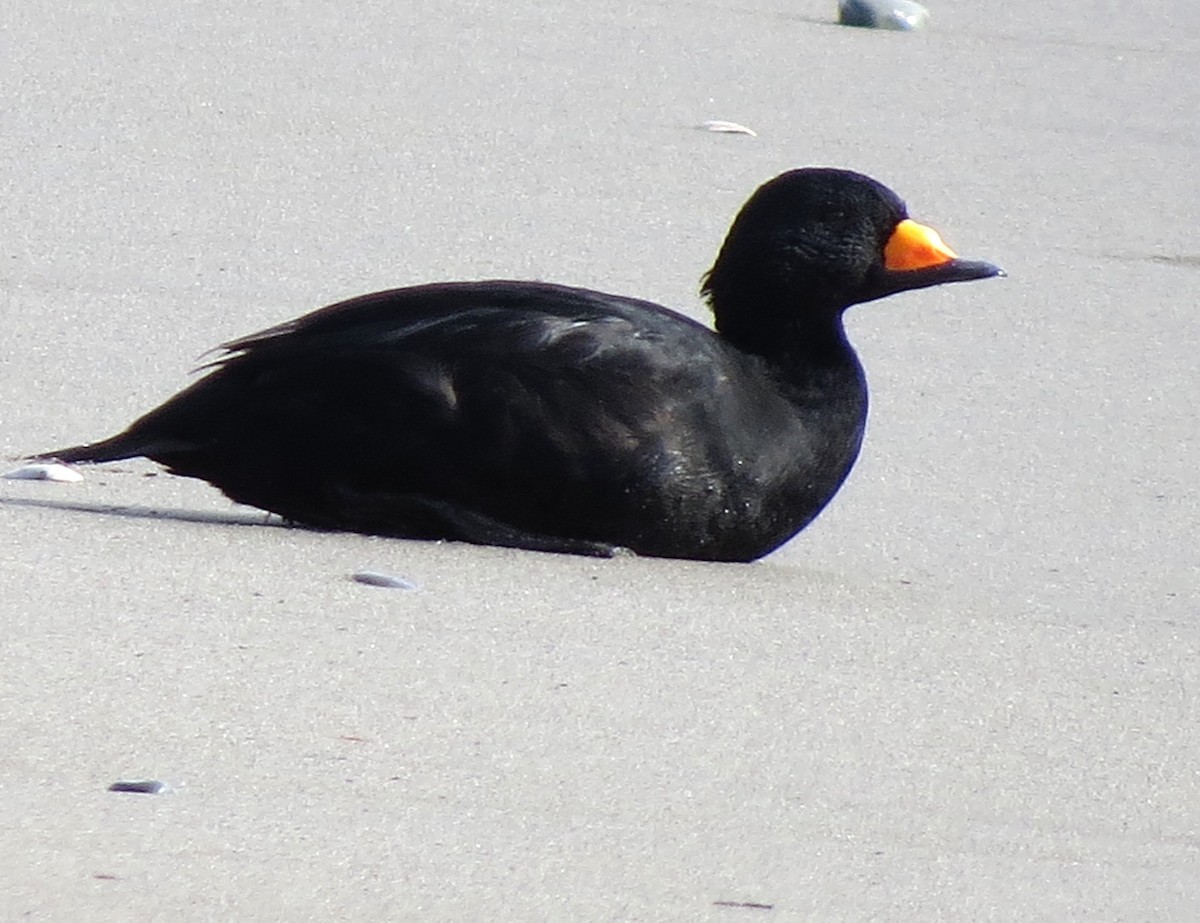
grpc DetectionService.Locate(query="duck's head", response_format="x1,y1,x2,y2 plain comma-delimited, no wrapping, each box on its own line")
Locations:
702,168,1003,347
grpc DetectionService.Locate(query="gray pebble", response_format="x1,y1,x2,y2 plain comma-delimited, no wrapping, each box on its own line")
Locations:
838,0,930,30
108,779,169,794
351,571,417,590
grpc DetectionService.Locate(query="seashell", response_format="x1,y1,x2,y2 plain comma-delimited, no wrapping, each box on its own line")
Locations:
108,779,170,794
351,570,416,590
698,120,758,137
3,462,84,482
838,0,930,31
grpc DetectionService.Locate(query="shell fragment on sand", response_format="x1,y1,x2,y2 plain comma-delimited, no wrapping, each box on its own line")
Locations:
698,120,757,137
3,462,84,482
838,0,930,30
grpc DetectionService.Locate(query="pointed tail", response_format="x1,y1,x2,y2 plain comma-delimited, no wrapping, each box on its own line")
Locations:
33,432,152,465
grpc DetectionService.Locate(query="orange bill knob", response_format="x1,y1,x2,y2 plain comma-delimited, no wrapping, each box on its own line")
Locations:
883,219,959,271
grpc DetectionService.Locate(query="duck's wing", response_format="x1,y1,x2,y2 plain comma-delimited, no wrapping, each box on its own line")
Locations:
40,281,750,551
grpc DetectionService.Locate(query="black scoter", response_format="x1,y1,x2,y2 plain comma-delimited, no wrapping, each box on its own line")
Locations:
38,168,1002,561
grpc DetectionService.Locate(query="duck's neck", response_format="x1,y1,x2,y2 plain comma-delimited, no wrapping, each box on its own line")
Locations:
717,305,866,407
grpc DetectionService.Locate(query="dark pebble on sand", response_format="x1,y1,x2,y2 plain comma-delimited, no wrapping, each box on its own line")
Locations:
108,779,169,794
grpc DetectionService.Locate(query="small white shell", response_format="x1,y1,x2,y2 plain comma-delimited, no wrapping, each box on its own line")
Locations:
698,120,758,137
838,0,930,31
3,462,84,483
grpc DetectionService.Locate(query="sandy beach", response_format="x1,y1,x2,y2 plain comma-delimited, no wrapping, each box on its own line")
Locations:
2,1,1198,919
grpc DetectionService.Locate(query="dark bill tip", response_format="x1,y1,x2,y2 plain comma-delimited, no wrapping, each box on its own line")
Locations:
864,256,1004,305
947,258,1005,281
901,256,1005,288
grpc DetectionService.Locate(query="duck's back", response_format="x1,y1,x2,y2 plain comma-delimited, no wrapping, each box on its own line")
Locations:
65,281,866,560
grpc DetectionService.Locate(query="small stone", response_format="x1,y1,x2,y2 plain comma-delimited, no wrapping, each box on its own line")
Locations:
838,0,930,31
108,779,169,795
351,571,417,590
3,462,84,482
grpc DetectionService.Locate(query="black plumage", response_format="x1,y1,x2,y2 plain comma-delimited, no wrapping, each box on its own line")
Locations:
38,168,1002,561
